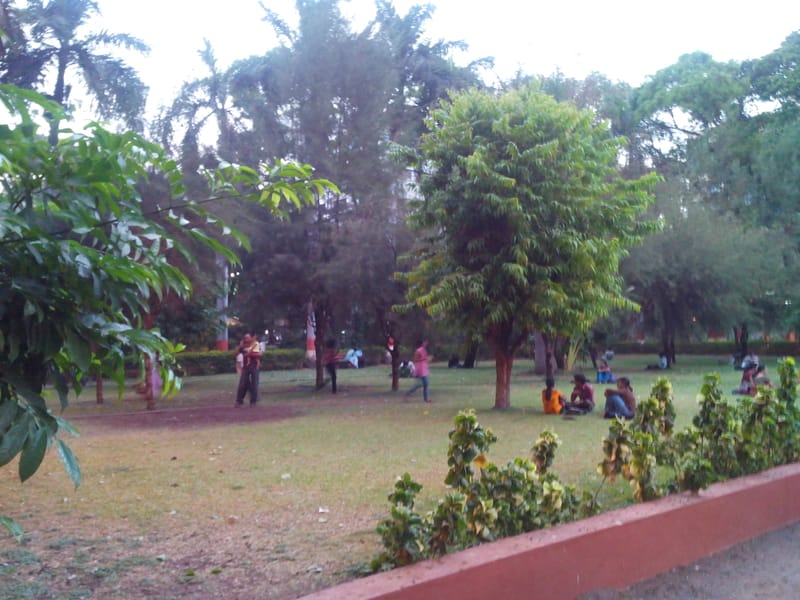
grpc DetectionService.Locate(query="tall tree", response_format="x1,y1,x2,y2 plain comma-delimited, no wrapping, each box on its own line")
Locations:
2,0,149,141
218,0,482,385
401,85,659,409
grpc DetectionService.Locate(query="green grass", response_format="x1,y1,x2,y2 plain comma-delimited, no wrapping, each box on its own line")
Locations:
2,353,789,598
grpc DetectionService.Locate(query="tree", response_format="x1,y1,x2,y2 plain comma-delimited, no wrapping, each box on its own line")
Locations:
621,186,791,362
0,85,334,537
220,0,479,387
401,85,659,409
2,0,149,142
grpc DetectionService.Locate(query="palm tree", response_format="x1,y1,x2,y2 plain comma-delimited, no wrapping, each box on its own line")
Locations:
5,0,149,141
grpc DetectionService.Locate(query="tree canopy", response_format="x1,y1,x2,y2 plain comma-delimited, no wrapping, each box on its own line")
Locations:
401,84,660,408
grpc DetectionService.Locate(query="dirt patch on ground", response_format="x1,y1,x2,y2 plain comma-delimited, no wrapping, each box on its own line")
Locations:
68,389,380,432
69,403,304,431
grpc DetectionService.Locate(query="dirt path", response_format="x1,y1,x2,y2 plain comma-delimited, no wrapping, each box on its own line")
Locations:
582,520,800,599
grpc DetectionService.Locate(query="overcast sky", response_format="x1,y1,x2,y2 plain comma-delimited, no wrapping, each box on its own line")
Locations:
94,0,800,114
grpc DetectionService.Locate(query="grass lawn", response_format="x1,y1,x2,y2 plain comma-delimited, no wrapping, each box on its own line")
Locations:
0,353,776,599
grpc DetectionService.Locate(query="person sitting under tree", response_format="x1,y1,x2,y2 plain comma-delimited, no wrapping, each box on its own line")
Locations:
541,377,566,414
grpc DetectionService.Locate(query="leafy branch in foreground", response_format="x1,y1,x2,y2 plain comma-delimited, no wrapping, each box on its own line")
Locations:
0,83,337,540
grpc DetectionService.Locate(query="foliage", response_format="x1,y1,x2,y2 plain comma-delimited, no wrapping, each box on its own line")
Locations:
373,360,800,572
371,473,428,571
400,84,660,408
0,84,335,539
1,0,150,134
531,429,560,474
373,410,583,571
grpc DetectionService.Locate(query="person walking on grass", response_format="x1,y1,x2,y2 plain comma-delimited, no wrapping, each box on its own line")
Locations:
405,339,431,402
235,333,262,406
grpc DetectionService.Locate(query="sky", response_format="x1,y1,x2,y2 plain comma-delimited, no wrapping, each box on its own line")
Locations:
94,0,800,116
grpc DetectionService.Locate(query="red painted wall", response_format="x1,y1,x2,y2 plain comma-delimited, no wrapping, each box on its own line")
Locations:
301,463,800,600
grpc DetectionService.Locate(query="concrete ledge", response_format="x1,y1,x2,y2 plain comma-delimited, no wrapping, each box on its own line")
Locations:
302,463,800,600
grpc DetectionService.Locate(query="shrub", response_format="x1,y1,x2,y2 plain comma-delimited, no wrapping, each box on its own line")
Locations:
371,358,800,572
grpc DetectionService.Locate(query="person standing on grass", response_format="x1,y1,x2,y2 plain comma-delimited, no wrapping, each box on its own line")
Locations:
405,339,431,402
322,339,341,394
235,333,262,406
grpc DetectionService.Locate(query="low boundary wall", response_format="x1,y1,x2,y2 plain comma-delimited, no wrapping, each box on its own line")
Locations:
302,462,800,599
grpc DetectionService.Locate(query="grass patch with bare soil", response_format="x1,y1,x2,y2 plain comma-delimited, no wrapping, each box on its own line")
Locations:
0,354,763,599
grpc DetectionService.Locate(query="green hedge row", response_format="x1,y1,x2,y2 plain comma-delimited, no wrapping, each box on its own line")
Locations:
167,340,800,377
609,340,800,356
174,345,397,376
176,348,306,376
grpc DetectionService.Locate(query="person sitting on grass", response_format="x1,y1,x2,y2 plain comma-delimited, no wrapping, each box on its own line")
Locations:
748,365,774,396
603,377,636,419
645,352,669,370
733,362,759,395
541,377,566,414
596,358,616,383
563,373,595,415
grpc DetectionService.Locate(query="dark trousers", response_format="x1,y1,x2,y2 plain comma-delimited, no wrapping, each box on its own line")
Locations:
326,363,337,393
236,366,260,404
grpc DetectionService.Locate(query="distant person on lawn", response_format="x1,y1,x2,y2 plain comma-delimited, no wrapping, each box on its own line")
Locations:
542,377,566,414
404,339,431,403
235,333,262,406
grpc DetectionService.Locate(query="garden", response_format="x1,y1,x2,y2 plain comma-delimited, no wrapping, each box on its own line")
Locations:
2,353,796,599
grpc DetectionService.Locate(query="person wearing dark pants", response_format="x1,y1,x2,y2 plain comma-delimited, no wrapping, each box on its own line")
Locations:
235,334,262,406
322,339,340,394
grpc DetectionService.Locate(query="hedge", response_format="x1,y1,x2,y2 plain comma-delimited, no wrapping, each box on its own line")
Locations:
163,340,800,378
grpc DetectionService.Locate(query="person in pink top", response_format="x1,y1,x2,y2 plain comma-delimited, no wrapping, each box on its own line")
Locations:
404,339,431,402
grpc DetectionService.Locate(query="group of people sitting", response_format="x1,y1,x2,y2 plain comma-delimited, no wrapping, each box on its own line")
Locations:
542,372,636,419
732,357,773,395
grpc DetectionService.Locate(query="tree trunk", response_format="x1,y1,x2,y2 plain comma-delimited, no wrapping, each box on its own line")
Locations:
314,315,326,389
95,373,103,405
493,346,514,410
542,333,557,381
143,353,155,410
387,336,399,391
533,332,547,375
462,339,480,369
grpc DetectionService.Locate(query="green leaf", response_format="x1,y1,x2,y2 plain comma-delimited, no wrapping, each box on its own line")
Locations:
57,439,81,488
0,515,24,543
54,415,80,437
0,416,31,468
19,426,48,483
0,399,20,432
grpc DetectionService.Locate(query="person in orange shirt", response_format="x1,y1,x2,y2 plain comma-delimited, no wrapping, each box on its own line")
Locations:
541,377,566,414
